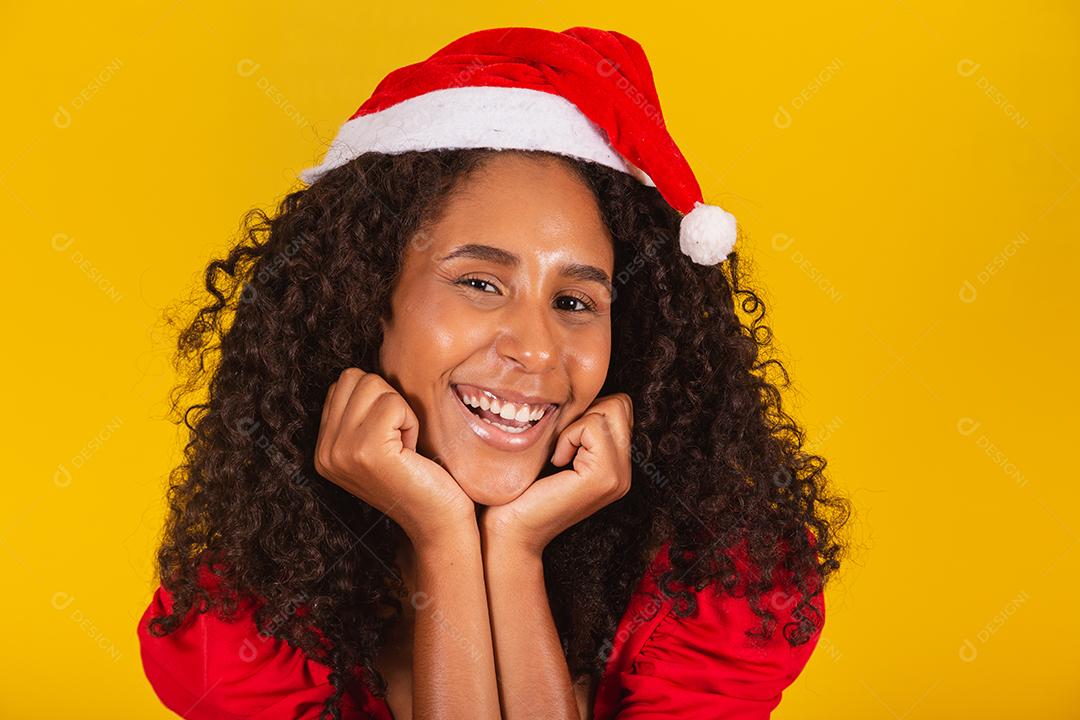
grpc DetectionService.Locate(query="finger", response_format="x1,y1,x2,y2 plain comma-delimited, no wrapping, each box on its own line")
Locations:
594,396,633,448
551,414,591,467
318,382,336,434
620,394,635,430
613,397,635,448
323,368,368,441
364,389,420,453
337,372,396,444
315,382,337,464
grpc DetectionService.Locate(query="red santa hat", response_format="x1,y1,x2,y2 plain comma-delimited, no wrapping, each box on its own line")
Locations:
299,26,737,266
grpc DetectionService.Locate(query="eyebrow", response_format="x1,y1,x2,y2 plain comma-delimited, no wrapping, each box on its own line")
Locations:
437,243,614,296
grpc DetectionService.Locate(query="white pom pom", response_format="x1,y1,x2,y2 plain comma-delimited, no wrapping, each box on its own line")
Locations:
678,201,737,266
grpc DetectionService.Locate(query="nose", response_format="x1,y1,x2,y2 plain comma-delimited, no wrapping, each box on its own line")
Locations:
494,301,559,374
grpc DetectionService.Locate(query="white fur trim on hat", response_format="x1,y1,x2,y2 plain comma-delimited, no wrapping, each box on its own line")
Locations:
679,201,737,265
300,85,657,187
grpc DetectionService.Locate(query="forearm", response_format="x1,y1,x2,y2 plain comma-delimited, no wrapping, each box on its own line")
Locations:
482,539,580,720
412,525,501,720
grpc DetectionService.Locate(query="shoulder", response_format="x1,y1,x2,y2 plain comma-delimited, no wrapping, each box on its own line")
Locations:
604,534,825,719
136,561,381,719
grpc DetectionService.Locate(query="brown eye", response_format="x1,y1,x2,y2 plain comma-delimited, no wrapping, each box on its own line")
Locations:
458,276,597,314
556,293,597,313
457,276,500,294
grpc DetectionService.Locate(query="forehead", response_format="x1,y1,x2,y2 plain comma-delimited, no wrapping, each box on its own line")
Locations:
412,153,614,271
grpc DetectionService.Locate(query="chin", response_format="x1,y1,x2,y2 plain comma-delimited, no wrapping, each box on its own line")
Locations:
419,400,562,506
454,470,534,506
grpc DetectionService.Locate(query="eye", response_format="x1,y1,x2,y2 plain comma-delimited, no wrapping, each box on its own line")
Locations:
555,292,598,313
457,276,500,294
456,276,598,314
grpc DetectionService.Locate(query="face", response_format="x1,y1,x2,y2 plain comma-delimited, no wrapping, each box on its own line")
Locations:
378,152,615,506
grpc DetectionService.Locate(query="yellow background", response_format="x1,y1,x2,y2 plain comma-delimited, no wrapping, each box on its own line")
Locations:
2,1,1077,717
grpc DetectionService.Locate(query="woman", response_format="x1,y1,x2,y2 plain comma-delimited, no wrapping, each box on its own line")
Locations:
137,26,849,720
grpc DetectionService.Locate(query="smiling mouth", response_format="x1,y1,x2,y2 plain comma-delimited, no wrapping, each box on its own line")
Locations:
449,384,560,449
452,386,555,433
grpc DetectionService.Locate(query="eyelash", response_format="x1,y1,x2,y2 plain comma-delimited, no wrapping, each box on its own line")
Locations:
456,275,598,313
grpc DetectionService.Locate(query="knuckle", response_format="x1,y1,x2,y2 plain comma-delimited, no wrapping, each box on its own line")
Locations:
347,439,371,465
374,389,396,404
328,444,350,469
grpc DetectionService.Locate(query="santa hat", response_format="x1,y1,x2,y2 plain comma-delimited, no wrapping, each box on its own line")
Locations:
299,26,737,266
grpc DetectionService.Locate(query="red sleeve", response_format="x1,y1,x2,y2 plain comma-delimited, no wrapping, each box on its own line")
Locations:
613,546,825,719
135,569,376,719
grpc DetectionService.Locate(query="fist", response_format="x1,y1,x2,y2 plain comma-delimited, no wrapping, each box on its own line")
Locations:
480,392,634,555
314,368,475,542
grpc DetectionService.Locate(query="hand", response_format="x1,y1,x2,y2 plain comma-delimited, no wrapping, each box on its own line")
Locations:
479,393,634,556
314,368,476,544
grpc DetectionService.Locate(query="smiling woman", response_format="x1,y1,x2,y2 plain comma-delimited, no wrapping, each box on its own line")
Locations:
136,25,850,720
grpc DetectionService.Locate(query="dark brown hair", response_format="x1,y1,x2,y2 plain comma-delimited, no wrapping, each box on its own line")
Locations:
146,148,851,719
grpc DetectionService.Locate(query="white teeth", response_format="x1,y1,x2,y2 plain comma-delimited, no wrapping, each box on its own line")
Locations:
456,387,549,423
479,416,529,434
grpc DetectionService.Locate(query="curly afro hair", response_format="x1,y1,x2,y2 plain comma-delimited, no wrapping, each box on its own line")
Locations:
145,147,851,719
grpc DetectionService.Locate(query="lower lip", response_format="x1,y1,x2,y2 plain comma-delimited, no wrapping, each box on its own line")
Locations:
449,385,559,452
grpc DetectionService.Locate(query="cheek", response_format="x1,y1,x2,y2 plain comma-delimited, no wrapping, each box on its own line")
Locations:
385,296,474,378
564,328,612,405
381,309,465,434
424,303,481,366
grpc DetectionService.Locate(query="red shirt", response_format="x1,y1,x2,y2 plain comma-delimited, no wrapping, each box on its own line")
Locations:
137,538,824,719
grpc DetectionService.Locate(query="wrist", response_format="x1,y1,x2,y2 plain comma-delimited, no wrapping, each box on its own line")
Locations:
481,533,545,592
479,519,545,563
409,516,481,558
